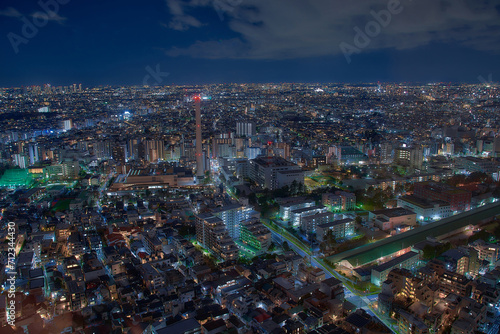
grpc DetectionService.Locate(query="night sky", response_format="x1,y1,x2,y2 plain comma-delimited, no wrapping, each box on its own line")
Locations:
1,0,500,86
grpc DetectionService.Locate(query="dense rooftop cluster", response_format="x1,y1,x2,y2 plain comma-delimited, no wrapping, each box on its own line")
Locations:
0,82,499,334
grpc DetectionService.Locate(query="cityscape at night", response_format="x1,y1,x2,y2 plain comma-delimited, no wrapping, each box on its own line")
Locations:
1,1,500,334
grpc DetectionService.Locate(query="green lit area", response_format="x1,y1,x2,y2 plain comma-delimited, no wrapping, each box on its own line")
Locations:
240,225,263,252
235,240,260,259
0,169,33,188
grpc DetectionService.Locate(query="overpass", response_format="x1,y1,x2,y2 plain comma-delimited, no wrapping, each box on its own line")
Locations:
327,201,500,267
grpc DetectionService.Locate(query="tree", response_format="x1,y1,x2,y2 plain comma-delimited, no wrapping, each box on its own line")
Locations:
290,180,298,195
447,174,467,187
492,186,500,199
282,241,290,251
395,184,405,195
467,171,493,184
422,244,436,260
297,182,305,194
268,242,276,252
248,192,257,204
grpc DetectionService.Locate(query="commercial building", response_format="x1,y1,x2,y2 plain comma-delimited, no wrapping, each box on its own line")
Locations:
247,156,304,190
413,181,471,212
397,195,452,222
45,161,81,180
457,156,498,175
62,119,73,131
109,166,196,192
328,145,367,165
369,208,417,231
112,145,126,164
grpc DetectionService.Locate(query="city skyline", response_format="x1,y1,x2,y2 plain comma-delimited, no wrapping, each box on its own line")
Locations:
1,2,500,334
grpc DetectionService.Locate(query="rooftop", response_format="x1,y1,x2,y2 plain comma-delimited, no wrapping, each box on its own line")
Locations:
372,251,419,273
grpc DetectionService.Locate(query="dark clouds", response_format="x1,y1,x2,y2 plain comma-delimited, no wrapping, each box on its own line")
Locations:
164,0,500,59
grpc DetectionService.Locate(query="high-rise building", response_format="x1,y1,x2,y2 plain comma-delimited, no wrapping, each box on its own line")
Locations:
127,138,141,160
195,213,239,262
394,146,423,169
112,145,126,164
93,140,112,160
236,121,256,137
13,153,28,169
212,204,252,239
28,144,39,165
62,119,73,131
195,97,204,178
379,142,393,163
212,137,235,159
145,139,165,162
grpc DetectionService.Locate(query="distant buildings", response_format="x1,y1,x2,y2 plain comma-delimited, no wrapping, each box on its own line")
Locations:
236,121,256,137
109,166,196,192
62,119,73,131
394,146,423,170
2,82,500,334
456,156,499,175
328,145,367,165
